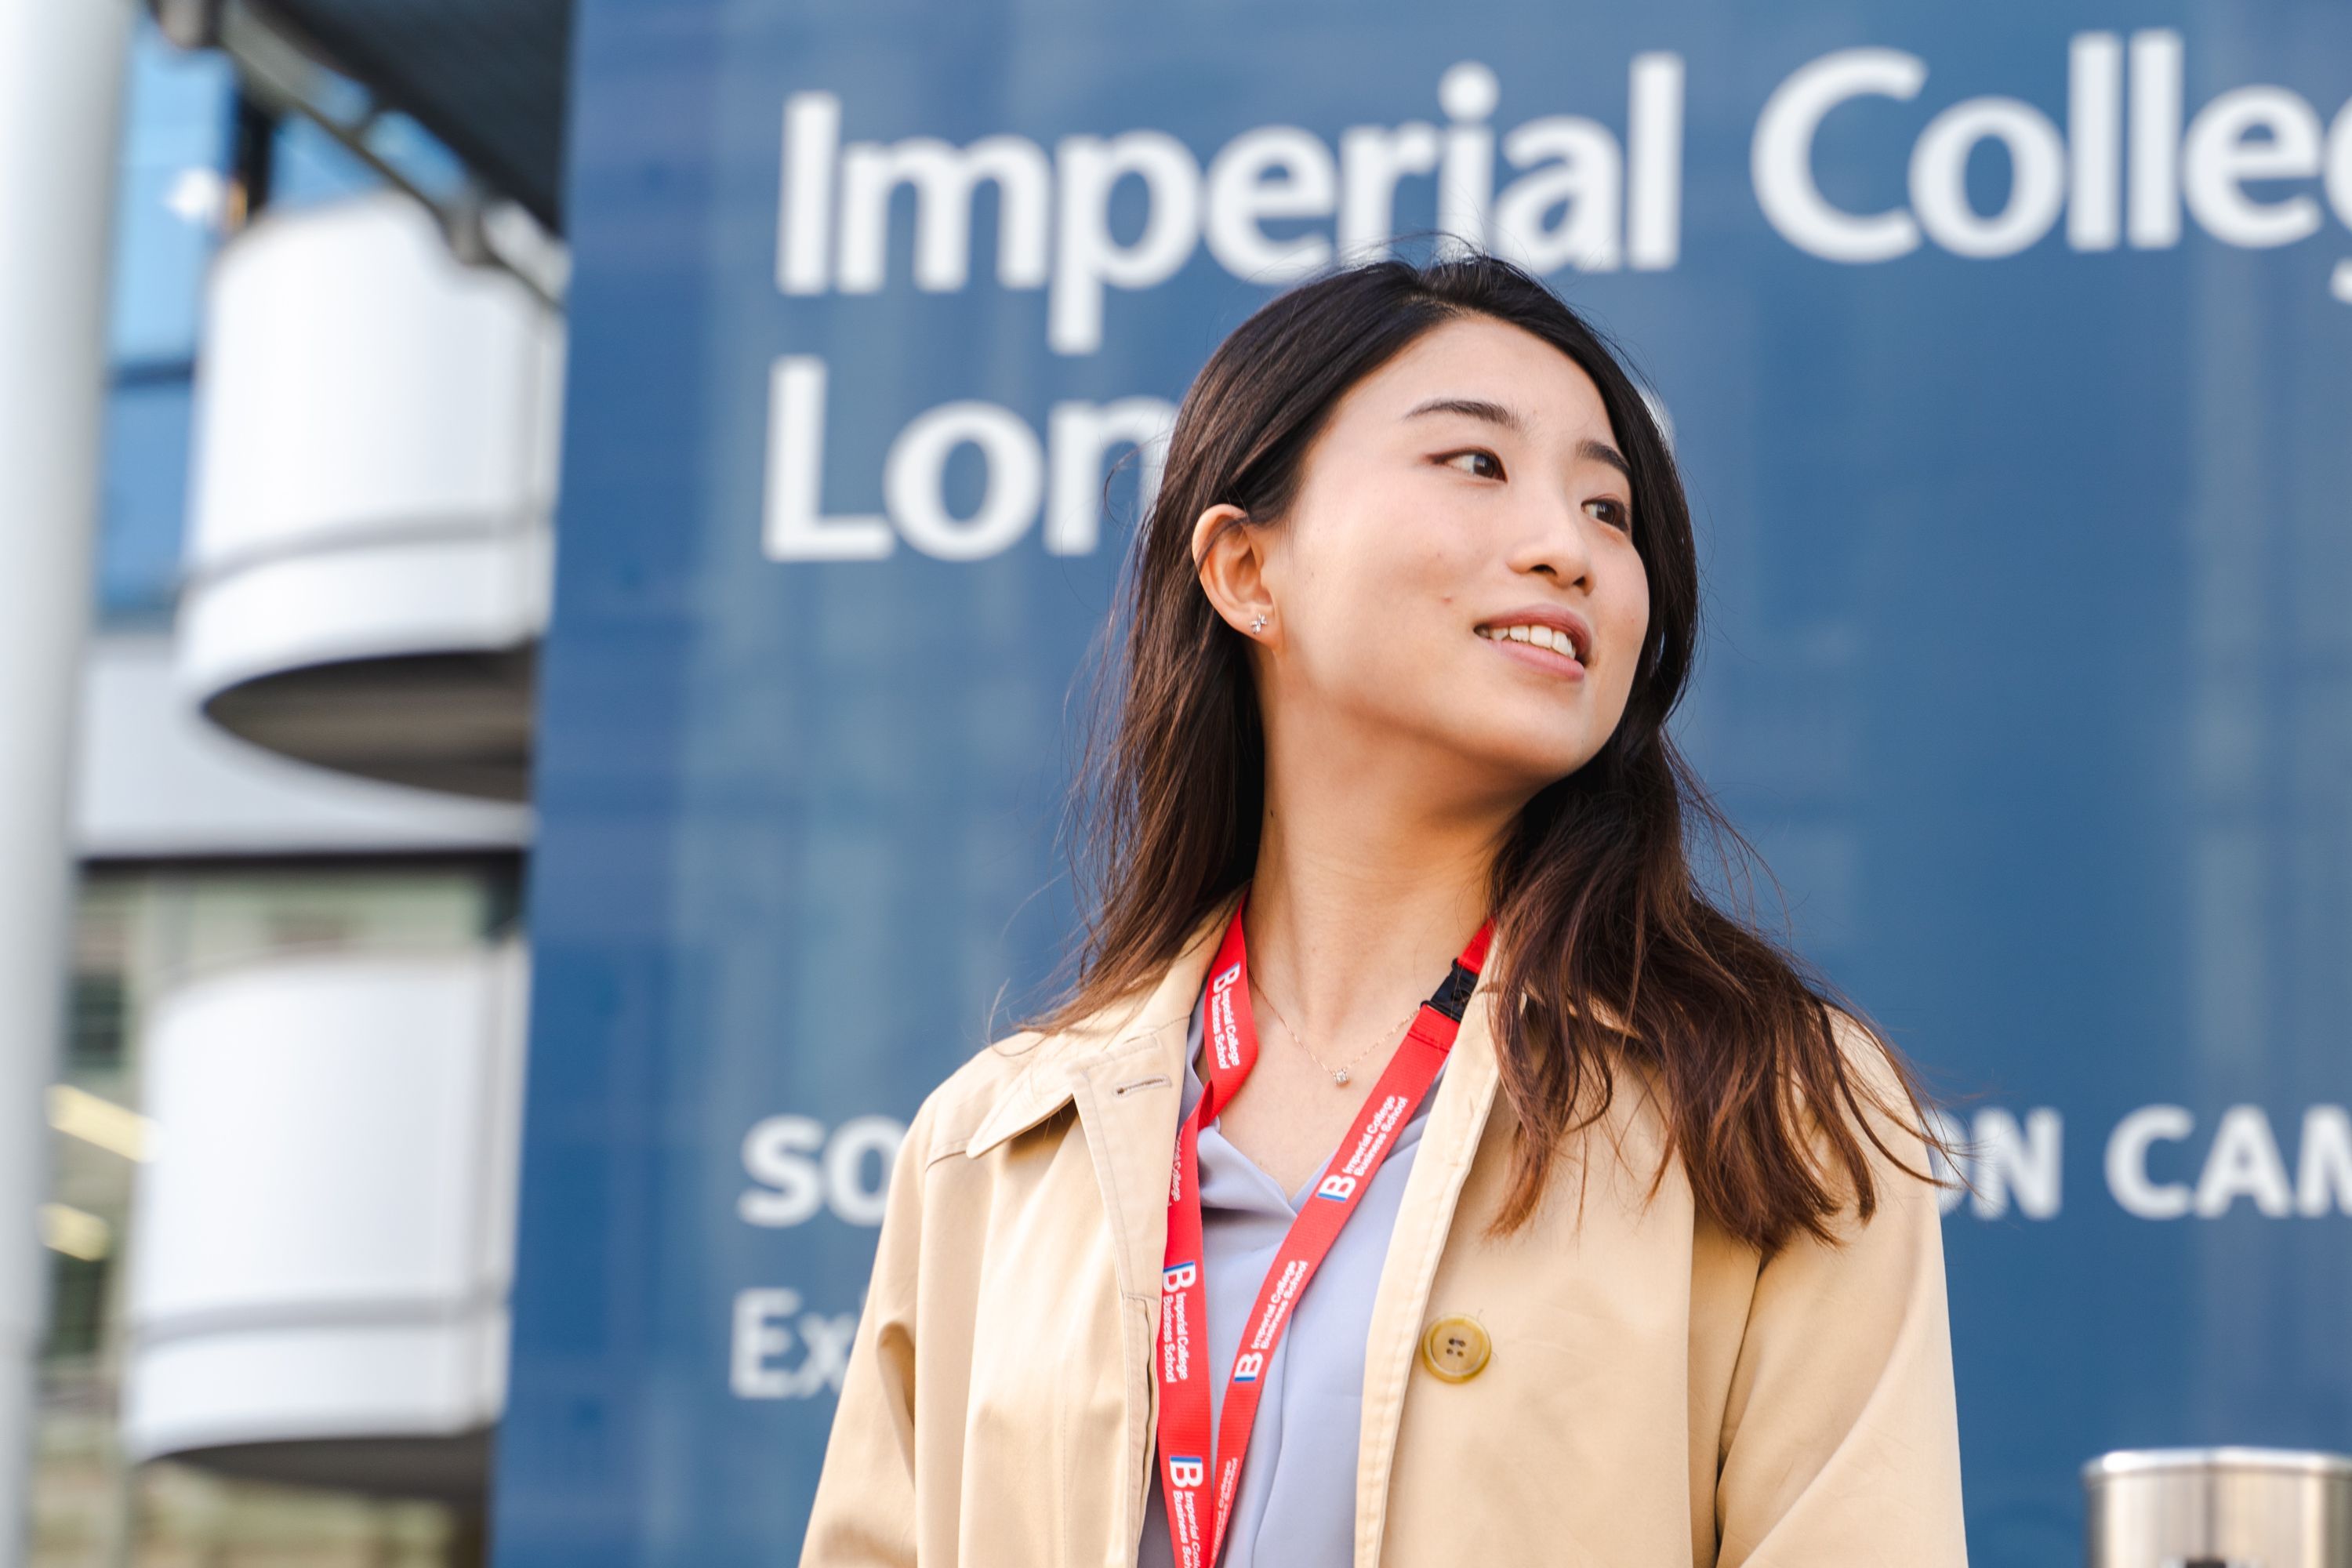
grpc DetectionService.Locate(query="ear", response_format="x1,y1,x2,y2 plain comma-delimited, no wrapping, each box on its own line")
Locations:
1192,503,1276,643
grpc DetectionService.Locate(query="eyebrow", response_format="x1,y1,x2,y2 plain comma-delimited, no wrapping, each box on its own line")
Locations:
1402,397,1632,480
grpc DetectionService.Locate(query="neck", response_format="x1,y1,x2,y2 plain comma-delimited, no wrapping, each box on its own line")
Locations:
1241,731,1516,1051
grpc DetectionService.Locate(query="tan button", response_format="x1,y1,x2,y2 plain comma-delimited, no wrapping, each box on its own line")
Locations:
1419,1314,1491,1382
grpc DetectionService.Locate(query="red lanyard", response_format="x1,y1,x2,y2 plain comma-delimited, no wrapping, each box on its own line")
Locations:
1153,893,1492,1568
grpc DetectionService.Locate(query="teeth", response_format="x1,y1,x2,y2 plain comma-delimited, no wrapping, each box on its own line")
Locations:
1480,624,1580,660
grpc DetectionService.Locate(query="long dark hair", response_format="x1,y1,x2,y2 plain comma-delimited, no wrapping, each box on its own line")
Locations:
1036,248,1952,1258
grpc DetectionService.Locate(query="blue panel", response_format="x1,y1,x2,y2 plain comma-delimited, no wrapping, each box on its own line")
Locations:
498,3,2352,1563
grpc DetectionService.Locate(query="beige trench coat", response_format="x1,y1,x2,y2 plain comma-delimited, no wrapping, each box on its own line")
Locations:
800,899,1968,1566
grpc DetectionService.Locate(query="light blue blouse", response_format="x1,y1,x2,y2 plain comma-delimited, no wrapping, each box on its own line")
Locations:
1134,989,1444,1568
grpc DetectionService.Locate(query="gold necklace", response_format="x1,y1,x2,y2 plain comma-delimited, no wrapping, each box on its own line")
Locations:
1251,982,1421,1088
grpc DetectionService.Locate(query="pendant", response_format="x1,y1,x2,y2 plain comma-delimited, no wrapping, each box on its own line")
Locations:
1334,1068,1350,1086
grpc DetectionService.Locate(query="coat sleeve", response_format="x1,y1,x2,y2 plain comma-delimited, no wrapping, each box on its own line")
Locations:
797,1091,937,1567
1712,1014,1969,1568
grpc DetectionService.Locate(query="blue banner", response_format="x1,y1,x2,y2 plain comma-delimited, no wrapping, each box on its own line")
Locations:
493,2,2352,1563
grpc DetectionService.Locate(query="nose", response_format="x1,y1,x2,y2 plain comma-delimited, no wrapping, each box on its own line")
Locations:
1504,485,1597,589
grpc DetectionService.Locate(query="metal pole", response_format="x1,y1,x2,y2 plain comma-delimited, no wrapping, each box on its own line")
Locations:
0,0,136,1561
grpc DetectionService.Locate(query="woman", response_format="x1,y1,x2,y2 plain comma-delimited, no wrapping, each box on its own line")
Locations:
800,250,1968,1567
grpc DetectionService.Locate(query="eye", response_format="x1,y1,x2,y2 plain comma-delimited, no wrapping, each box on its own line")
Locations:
1587,497,1632,532
1439,448,1504,481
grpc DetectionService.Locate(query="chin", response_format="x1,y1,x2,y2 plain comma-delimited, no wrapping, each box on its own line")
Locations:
1455,735,1599,797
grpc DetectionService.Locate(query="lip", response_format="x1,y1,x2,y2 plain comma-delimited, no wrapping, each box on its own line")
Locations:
1474,604,1593,679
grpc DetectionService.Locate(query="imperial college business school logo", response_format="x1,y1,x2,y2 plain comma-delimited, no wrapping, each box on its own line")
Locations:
1160,1260,1197,1388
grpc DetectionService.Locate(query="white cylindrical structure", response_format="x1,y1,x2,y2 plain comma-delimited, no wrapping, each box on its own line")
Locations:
177,191,562,802
121,940,530,1501
0,0,132,1559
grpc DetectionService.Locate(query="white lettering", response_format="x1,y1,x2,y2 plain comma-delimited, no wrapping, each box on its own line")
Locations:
884,398,1046,559
2325,99,2352,235
2127,29,2183,249
822,1115,906,1225
1051,131,1201,356
1338,121,1442,261
2107,1104,2194,1218
766,359,1176,561
775,39,2352,378
1751,48,1927,263
779,56,1693,325
1911,96,2067,257
2194,1104,2295,1218
2296,1105,2352,1217
764,356,893,561
1492,116,1621,274
1436,61,1501,260
739,1116,826,1226
2181,85,2325,249
2067,32,2123,250
779,93,840,294
731,1287,857,1399
837,133,1051,292
740,1114,907,1227
1626,52,1686,270
1968,1107,2064,1218
760,45,2352,573
1203,127,1338,282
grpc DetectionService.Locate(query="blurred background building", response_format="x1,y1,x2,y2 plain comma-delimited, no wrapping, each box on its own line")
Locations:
8,1,2352,1566
11,2,561,1560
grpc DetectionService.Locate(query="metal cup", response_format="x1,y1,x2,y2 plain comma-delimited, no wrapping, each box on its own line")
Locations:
2083,1447,2352,1567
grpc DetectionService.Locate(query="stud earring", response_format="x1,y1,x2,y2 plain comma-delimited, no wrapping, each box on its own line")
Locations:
1250,613,1268,634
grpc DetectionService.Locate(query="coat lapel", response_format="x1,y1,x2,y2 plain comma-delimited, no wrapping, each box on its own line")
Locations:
1069,1025,1190,1298
1065,902,1232,1559
1353,953,1505,1568
1061,897,1232,1294
961,898,1233,1295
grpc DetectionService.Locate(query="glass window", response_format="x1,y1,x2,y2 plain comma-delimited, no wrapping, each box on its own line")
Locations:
107,18,232,365
93,374,194,623
97,16,224,623
270,110,379,205
40,1252,108,1363
273,108,456,209
67,971,129,1076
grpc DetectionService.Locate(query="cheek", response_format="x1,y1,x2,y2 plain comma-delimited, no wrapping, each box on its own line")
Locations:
1288,496,1479,657
1581,554,1648,691
1608,546,1651,652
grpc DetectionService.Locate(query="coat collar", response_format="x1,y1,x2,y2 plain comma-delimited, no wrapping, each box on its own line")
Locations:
961,893,1239,1160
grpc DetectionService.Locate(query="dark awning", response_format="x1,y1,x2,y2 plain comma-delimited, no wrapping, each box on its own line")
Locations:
248,0,570,233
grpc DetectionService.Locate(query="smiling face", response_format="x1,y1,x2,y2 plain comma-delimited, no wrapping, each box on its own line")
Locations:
1194,312,1653,811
